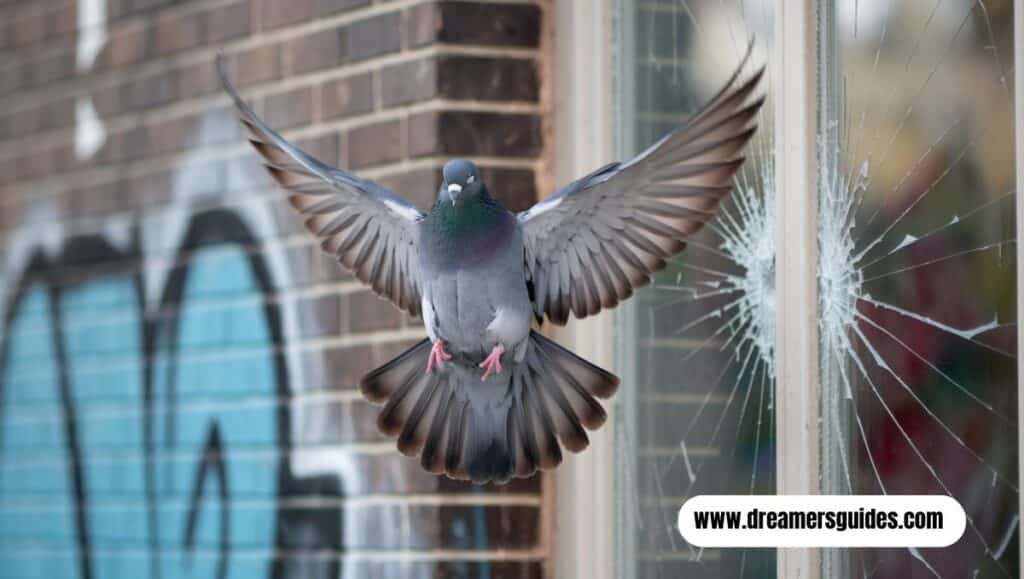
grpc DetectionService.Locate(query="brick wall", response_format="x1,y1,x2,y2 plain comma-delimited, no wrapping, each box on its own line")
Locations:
0,1,548,578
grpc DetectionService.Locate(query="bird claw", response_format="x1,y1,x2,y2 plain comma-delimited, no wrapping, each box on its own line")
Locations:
426,339,452,374
478,344,506,381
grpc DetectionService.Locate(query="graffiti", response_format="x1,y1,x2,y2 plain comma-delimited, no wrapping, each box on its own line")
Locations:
0,208,343,579
0,101,536,578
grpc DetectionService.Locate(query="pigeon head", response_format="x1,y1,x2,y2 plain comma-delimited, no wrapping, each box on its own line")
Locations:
441,159,483,206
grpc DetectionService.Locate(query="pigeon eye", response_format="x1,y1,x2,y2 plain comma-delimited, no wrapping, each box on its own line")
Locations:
467,175,475,184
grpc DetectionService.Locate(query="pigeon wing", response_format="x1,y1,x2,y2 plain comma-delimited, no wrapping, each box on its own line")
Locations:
219,58,425,317
519,48,765,325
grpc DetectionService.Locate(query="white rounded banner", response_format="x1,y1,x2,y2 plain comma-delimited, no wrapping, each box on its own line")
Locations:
678,495,966,548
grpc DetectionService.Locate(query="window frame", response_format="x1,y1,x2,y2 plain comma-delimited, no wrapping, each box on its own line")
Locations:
1015,0,1024,571
773,0,821,577
552,0,1024,577
548,2,618,579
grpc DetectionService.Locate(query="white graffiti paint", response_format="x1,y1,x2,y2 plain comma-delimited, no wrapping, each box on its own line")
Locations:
74,0,107,160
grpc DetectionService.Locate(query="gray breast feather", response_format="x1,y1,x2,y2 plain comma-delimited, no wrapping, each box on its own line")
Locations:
420,219,532,357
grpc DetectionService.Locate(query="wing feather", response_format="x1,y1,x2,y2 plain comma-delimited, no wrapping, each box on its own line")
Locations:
219,56,423,316
519,46,764,325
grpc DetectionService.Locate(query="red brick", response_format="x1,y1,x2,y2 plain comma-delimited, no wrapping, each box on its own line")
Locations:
261,86,313,130
405,111,438,158
347,119,403,169
146,115,194,155
40,97,76,132
296,132,341,167
311,248,352,283
30,49,74,87
0,65,21,97
229,43,281,87
296,294,345,338
404,3,439,49
319,72,374,120
177,58,219,100
206,1,251,43
378,167,440,210
344,11,400,62
104,23,150,68
49,143,76,174
260,0,315,30
126,68,178,110
347,289,402,332
131,0,175,14
107,0,132,19
292,397,385,442
436,2,540,47
12,8,46,47
438,55,539,102
49,3,77,37
91,82,125,118
10,105,41,136
321,343,376,388
379,59,436,108
316,0,370,17
14,148,54,181
481,167,538,212
408,110,541,158
281,27,342,75
155,10,205,55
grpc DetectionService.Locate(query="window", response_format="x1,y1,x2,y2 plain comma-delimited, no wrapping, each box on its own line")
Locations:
614,1,776,578
610,1,1018,578
822,1,1018,576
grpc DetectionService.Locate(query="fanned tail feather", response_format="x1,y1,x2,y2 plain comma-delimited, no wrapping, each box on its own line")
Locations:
359,331,620,484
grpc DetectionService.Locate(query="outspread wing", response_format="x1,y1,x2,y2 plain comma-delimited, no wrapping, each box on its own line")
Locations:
219,57,425,317
519,48,765,325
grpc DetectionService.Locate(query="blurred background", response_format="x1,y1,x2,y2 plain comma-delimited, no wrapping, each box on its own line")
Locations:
0,1,545,578
0,0,1018,578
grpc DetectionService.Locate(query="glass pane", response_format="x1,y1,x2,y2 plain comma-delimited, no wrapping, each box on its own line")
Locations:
614,1,776,577
822,0,1018,576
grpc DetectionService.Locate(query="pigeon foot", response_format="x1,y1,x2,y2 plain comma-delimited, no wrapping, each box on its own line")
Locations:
478,344,506,381
426,339,452,374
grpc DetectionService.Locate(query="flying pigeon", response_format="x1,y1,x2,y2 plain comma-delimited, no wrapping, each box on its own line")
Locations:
219,48,765,484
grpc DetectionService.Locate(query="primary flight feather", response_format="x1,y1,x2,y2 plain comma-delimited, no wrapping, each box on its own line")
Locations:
219,47,765,484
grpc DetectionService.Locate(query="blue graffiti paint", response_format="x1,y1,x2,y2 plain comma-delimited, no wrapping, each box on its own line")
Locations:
0,208,424,578
61,277,149,579
0,287,83,579
152,245,278,578
0,211,306,578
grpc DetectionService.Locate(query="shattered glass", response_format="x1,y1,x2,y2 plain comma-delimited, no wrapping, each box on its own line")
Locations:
615,0,1017,578
614,1,776,577
824,0,1017,576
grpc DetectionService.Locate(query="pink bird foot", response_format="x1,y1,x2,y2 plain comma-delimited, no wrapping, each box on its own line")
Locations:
478,344,506,381
426,339,452,374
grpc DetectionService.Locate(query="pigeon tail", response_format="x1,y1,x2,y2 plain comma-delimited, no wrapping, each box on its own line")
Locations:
359,331,620,484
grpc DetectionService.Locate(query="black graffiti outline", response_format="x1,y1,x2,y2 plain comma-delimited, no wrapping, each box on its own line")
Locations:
0,209,343,579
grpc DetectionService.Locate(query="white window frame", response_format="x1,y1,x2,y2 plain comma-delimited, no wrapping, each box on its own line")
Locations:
1015,0,1024,570
773,0,820,578
551,0,1024,577
548,2,618,579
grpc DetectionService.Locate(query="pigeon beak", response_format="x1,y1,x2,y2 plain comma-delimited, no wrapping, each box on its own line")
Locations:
447,183,462,206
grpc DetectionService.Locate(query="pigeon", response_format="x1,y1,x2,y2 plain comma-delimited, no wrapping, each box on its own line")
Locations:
218,47,765,484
